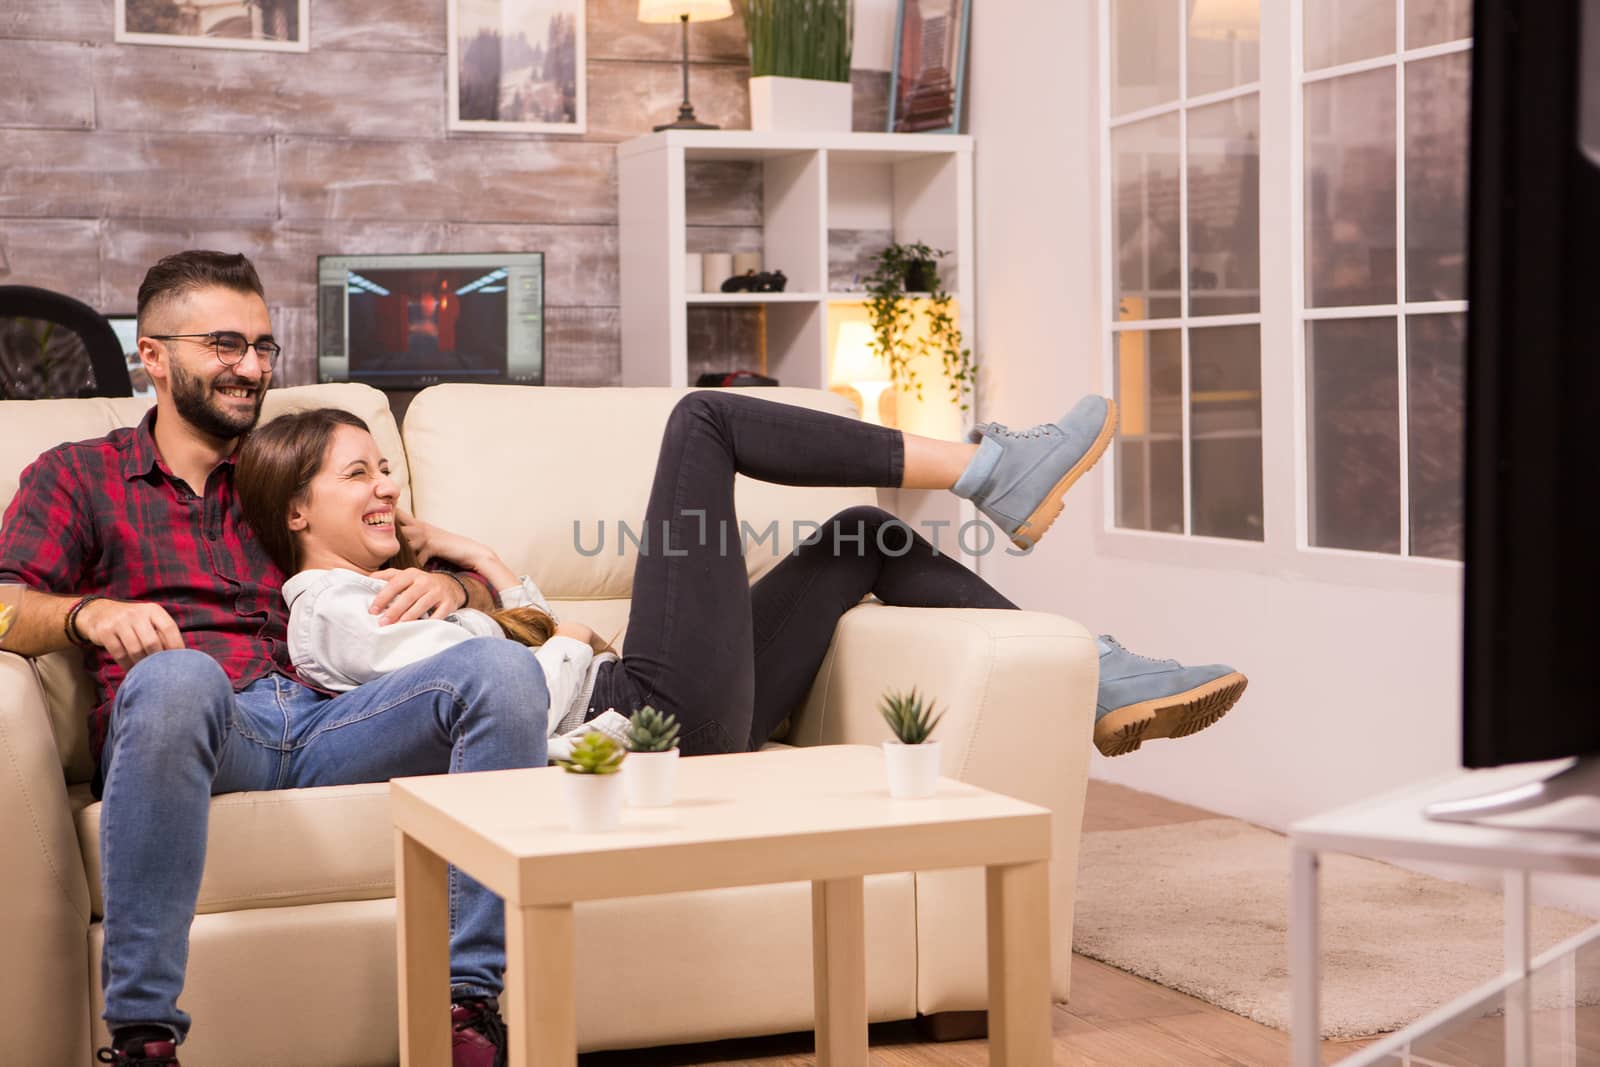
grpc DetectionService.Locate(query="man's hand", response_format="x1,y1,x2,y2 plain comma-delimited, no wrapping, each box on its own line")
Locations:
76,598,185,669
369,568,467,624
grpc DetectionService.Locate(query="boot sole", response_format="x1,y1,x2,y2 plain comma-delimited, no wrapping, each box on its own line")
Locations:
1008,399,1120,550
1092,671,1248,758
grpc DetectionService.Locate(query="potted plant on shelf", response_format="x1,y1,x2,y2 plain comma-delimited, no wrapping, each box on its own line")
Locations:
879,687,945,799
863,242,976,411
622,705,682,807
557,732,628,832
737,0,853,132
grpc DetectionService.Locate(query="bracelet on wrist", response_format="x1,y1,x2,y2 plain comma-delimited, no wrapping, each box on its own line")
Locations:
443,572,470,611
65,594,104,647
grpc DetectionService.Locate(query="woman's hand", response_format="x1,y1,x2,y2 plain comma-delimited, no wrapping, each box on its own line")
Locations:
395,510,518,591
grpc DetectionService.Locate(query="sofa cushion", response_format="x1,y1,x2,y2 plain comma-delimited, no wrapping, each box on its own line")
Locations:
76,782,394,916
401,386,879,601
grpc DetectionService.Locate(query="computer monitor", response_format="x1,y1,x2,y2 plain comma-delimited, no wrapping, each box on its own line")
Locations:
316,252,545,390
105,314,156,399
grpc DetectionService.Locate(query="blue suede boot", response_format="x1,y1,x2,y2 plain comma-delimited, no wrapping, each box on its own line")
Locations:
952,395,1118,549
1093,636,1247,757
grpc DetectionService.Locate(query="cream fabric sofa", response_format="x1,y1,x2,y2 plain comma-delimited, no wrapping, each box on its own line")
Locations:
0,382,1097,1066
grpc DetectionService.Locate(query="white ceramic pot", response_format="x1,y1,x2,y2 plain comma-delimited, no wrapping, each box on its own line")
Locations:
563,771,625,832
883,739,942,799
749,75,853,133
623,749,680,807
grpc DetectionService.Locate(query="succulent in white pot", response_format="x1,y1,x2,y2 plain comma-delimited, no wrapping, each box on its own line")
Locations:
879,688,944,799
738,0,853,132
622,705,682,807
557,733,627,832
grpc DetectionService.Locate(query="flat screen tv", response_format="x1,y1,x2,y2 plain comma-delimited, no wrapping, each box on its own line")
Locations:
1426,0,1600,820
316,252,545,390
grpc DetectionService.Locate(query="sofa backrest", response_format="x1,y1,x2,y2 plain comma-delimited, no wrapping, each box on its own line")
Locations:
401,385,878,642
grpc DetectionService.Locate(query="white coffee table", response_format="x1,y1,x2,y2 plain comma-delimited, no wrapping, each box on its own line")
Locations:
390,744,1053,1067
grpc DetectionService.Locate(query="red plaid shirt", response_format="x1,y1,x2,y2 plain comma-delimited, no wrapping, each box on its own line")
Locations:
0,409,293,765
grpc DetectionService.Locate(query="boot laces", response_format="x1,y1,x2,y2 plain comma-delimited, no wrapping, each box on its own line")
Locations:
1102,635,1178,668
980,421,1052,441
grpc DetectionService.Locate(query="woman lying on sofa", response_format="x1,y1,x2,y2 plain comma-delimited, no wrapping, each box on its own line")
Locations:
236,391,1246,758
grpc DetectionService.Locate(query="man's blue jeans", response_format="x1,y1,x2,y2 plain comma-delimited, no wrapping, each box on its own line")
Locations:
97,637,549,1041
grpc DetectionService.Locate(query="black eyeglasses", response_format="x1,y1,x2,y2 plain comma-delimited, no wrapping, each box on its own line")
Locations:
147,331,281,370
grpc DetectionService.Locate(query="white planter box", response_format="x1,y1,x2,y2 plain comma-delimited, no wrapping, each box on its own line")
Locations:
748,76,853,133
623,749,680,807
563,772,625,832
882,739,942,799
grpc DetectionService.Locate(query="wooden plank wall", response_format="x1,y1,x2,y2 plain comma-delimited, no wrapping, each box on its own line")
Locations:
0,0,889,388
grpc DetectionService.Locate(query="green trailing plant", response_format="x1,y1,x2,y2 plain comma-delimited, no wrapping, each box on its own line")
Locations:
556,732,626,774
879,688,945,745
625,705,681,753
737,0,853,82
863,242,976,411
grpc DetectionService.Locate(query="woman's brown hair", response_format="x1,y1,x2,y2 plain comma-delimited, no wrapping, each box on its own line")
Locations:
236,407,556,646
236,407,408,576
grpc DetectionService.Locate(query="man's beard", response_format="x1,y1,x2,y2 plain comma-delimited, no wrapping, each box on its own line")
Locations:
170,359,264,441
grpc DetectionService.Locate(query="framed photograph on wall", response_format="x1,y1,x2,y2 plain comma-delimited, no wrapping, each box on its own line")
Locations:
115,0,309,51
448,0,587,134
888,0,972,134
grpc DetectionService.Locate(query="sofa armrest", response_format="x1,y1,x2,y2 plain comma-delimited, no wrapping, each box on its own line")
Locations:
0,651,93,1064
788,604,1097,801
787,604,1098,1007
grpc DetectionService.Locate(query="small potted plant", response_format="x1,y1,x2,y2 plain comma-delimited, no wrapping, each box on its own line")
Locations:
622,705,681,808
737,0,853,131
863,242,976,411
557,732,627,832
879,687,945,799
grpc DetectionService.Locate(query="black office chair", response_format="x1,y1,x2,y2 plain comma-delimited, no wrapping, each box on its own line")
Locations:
0,285,133,399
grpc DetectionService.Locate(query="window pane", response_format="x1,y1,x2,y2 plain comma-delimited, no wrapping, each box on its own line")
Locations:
1405,51,1471,302
1113,0,1181,116
1115,329,1184,533
1307,318,1400,552
1189,95,1260,316
1304,0,1395,71
1190,325,1263,540
1113,113,1182,320
1407,313,1465,560
1187,0,1260,96
1405,0,1471,49
1306,69,1397,307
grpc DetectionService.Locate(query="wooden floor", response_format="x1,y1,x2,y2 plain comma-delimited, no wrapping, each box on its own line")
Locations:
578,780,1376,1066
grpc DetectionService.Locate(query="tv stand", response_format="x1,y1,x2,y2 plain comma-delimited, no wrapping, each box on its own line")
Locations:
1423,755,1600,826
1290,765,1600,1067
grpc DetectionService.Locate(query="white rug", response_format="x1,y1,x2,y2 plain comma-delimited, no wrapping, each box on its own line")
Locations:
1072,818,1596,1038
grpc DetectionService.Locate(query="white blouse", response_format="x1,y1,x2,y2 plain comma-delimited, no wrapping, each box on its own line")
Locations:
282,568,618,744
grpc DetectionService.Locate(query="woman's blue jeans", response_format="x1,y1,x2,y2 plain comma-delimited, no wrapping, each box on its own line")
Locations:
97,637,549,1041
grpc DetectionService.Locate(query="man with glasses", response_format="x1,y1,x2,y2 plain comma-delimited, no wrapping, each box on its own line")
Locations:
0,251,542,1067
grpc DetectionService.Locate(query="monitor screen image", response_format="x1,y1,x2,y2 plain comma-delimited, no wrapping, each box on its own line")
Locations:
105,314,156,399
317,252,544,390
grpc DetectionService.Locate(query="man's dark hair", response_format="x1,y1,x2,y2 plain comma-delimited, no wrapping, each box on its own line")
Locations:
136,251,265,334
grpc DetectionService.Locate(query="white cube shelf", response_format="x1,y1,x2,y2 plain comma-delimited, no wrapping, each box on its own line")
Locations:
617,130,975,390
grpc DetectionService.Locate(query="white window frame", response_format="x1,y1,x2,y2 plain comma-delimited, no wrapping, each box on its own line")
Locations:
1094,0,1465,596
